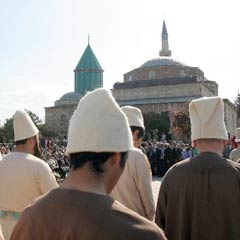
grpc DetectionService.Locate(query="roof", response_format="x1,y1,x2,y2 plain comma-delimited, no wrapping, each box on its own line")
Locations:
140,57,186,68
59,92,83,101
75,44,103,71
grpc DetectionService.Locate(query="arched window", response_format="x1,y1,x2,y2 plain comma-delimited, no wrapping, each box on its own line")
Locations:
149,70,156,80
128,75,133,82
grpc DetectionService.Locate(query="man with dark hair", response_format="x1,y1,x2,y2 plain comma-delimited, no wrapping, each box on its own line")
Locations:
0,110,58,240
11,89,165,240
111,106,155,221
155,96,240,240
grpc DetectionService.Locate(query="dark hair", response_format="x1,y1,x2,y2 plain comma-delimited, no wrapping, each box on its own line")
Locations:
130,126,145,139
15,138,28,146
69,151,128,174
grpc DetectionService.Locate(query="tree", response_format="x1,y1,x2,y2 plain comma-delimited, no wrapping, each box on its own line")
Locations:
169,103,191,142
234,91,240,119
3,117,14,142
0,127,6,143
143,112,170,140
25,109,43,126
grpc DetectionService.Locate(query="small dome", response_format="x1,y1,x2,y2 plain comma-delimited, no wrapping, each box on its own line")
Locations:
140,57,186,68
59,92,83,101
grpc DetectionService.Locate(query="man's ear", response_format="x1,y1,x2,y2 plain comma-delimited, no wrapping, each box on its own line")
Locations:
109,153,121,166
192,140,196,148
132,130,139,141
27,137,35,145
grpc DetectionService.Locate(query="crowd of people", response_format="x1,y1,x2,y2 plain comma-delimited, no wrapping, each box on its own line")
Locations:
1,136,239,182
0,89,240,240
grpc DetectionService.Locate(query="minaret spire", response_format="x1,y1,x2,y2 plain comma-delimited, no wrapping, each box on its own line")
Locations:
88,34,90,45
159,20,172,57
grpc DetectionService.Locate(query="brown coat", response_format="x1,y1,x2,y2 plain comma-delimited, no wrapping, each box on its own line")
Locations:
11,188,166,240
155,152,240,240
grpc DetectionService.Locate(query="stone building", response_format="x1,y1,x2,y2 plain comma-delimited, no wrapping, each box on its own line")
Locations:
112,21,237,136
45,42,103,136
45,22,237,138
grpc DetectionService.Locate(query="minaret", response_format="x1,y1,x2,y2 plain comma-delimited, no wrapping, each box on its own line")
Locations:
74,40,103,95
159,21,172,57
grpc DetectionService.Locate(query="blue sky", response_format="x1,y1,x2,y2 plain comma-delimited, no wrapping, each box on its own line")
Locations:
1,0,240,124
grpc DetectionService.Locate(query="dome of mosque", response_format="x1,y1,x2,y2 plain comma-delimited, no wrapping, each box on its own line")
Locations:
140,57,186,68
59,92,83,101
54,92,83,106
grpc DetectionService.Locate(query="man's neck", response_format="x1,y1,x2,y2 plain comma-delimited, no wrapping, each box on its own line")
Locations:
197,146,223,156
60,167,106,195
15,145,33,155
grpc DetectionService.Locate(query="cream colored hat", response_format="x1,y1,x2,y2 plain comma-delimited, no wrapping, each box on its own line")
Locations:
13,110,39,141
189,96,228,141
66,88,133,155
121,106,145,129
235,128,240,142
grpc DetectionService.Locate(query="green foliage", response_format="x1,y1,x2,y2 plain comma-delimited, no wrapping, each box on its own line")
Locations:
143,112,170,140
25,109,43,126
234,91,240,118
38,124,58,138
2,117,14,142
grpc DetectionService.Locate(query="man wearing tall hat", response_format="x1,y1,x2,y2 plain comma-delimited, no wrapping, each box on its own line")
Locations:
155,96,240,240
10,89,165,240
229,128,240,162
0,110,58,240
111,106,155,220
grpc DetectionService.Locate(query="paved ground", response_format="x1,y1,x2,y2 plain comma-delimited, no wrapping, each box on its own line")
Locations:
151,176,163,205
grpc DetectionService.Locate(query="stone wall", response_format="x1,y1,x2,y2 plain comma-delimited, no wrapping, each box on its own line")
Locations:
112,82,203,101
125,102,187,114
223,99,237,136
202,81,218,96
124,66,204,82
45,104,77,136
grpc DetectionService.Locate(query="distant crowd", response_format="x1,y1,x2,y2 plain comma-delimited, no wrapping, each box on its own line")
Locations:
1,134,239,181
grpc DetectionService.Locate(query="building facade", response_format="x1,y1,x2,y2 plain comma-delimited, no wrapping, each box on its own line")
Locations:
112,21,237,136
45,42,103,136
45,22,237,138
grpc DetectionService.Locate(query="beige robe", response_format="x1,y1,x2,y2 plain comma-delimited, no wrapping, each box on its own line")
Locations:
155,152,240,240
0,152,58,240
11,188,166,240
229,148,240,162
0,224,4,240
111,148,155,220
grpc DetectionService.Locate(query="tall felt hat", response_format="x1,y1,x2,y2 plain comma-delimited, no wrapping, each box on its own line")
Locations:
121,106,145,129
13,110,39,141
235,128,240,142
189,96,228,141
66,88,133,155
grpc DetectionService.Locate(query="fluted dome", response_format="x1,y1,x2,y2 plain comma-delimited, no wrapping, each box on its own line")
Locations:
140,57,186,68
